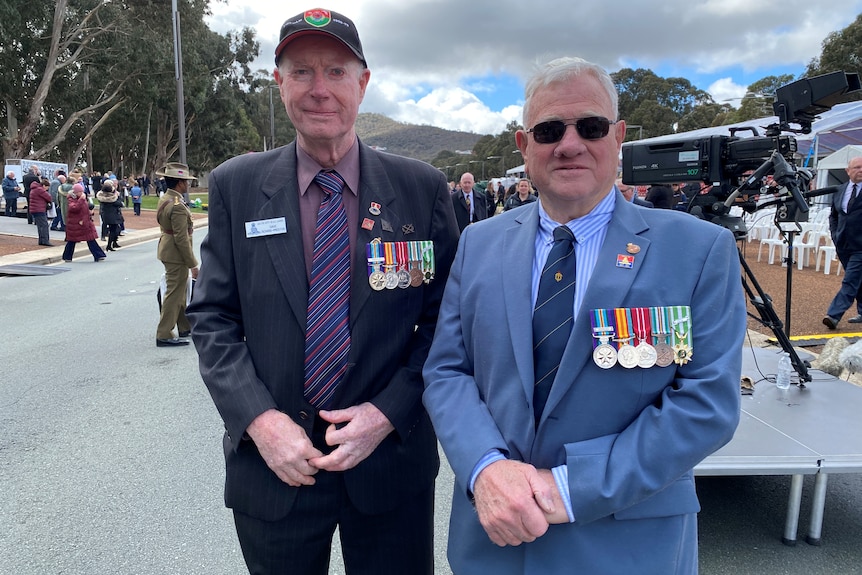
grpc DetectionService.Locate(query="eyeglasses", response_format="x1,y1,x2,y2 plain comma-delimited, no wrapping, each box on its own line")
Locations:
527,117,617,144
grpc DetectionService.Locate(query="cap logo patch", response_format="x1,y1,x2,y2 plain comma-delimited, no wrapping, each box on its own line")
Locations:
304,9,332,27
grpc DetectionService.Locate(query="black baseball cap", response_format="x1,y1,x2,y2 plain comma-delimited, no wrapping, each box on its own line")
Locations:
274,8,366,67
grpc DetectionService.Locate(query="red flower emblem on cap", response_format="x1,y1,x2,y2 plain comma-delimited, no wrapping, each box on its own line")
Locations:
304,9,332,27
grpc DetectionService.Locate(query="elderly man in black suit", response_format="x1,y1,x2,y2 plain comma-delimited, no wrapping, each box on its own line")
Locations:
187,7,459,575
824,155,862,329
452,171,487,231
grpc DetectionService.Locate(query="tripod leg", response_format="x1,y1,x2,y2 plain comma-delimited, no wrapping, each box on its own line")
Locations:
739,247,812,385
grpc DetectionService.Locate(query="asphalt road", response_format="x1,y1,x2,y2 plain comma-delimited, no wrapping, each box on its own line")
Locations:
2,230,861,574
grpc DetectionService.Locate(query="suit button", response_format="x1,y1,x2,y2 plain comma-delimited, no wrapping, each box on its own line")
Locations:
298,410,310,420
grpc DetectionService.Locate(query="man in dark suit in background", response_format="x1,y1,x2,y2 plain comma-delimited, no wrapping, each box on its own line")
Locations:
824,155,862,329
187,7,459,575
452,171,487,231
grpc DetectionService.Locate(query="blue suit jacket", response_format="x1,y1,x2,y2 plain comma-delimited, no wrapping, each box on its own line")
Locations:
423,193,745,574
189,141,459,520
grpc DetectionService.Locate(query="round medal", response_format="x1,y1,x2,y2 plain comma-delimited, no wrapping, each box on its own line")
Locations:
397,269,411,289
654,342,674,367
384,271,399,290
617,344,638,369
409,267,424,288
369,271,386,291
635,342,658,369
593,344,617,369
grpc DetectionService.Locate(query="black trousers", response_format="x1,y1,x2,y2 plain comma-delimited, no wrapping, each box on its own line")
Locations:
233,420,434,575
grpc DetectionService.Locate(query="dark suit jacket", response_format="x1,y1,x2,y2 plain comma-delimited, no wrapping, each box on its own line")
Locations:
452,189,487,231
829,183,862,254
188,141,459,520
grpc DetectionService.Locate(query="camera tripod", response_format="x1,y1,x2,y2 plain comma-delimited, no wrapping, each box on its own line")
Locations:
738,237,812,386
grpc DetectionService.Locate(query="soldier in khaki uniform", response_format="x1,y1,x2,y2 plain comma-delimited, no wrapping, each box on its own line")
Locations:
155,162,199,347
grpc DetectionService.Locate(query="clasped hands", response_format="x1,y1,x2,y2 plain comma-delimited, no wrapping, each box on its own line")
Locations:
247,403,394,487
473,459,569,547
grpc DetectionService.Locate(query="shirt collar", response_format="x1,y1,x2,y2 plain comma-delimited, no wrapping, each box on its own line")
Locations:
297,138,361,197
537,188,616,243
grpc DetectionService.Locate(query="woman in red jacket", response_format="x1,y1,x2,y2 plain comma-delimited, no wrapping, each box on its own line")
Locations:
28,178,53,246
62,183,106,262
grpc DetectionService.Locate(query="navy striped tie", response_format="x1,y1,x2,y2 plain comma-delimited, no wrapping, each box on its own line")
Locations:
304,170,351,409
533,225,576,425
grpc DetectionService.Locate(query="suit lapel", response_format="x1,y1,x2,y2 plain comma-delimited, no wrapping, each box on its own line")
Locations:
541,200,652,422
258,143,309,330
502,203,541,403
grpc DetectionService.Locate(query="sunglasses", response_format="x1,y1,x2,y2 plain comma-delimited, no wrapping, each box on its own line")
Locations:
527,117,617,144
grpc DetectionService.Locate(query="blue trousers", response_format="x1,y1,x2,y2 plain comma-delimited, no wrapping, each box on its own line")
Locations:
63,240,106,262
826,250,862,320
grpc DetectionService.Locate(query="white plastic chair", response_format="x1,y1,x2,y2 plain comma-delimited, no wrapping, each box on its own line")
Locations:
815,236,842,275
757,226,786,265
790,228,818,270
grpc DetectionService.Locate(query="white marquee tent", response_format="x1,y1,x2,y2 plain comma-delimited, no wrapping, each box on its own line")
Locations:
814,144,862,187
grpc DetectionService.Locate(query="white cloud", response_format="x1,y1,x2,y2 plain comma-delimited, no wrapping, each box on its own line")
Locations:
206,0,862,134
708,78,748,108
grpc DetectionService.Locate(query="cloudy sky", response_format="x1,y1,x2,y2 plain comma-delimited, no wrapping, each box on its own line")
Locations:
206,0,862,135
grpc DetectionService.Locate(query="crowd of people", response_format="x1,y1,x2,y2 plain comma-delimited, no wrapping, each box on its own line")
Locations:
2,165,174,258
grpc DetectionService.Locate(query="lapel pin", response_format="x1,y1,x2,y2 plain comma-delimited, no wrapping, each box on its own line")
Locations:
402,224,415,235
626,243,641,254
616,254,635,269
362,218,375,231
381,219,393,233
369,202,381,216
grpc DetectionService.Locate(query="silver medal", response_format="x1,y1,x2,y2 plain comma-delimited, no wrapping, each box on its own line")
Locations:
593,343,617,369
617,343,638,369
635,342,658,369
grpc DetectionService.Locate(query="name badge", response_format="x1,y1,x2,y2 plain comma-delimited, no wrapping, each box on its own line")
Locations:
245,217,287,238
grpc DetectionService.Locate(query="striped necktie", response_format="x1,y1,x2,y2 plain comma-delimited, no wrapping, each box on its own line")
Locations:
532,225,576,425
304,170,351,409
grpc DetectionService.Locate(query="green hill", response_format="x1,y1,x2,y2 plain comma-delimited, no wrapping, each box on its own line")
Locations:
354,113,482,161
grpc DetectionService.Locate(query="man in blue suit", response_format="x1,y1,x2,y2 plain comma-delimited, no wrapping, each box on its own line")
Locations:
423,57,746,574
189,8,458,575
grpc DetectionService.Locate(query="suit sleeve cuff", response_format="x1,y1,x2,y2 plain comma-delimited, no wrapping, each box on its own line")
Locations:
469,449,507,494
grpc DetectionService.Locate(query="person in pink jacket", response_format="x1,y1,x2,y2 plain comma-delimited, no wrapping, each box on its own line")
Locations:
62,183,106,262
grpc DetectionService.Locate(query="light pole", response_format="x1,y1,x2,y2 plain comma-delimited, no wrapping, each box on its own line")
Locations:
486,155,501,178
171,0,187,163
470,160,485,180
266,84,279,150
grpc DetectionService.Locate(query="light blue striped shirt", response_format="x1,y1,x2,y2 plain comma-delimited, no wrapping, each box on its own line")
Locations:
470,189,617,523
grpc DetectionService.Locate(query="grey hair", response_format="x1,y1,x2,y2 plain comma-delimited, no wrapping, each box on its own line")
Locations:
522,57,619,128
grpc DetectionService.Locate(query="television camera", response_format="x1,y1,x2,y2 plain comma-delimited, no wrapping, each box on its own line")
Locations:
622,70,861,230
621,71,862,387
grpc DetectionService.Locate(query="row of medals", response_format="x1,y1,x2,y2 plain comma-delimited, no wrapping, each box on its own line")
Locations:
592,329,692,370
367,240,434,291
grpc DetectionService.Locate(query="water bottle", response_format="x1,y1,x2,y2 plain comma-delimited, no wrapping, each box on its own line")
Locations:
776,352,792,390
